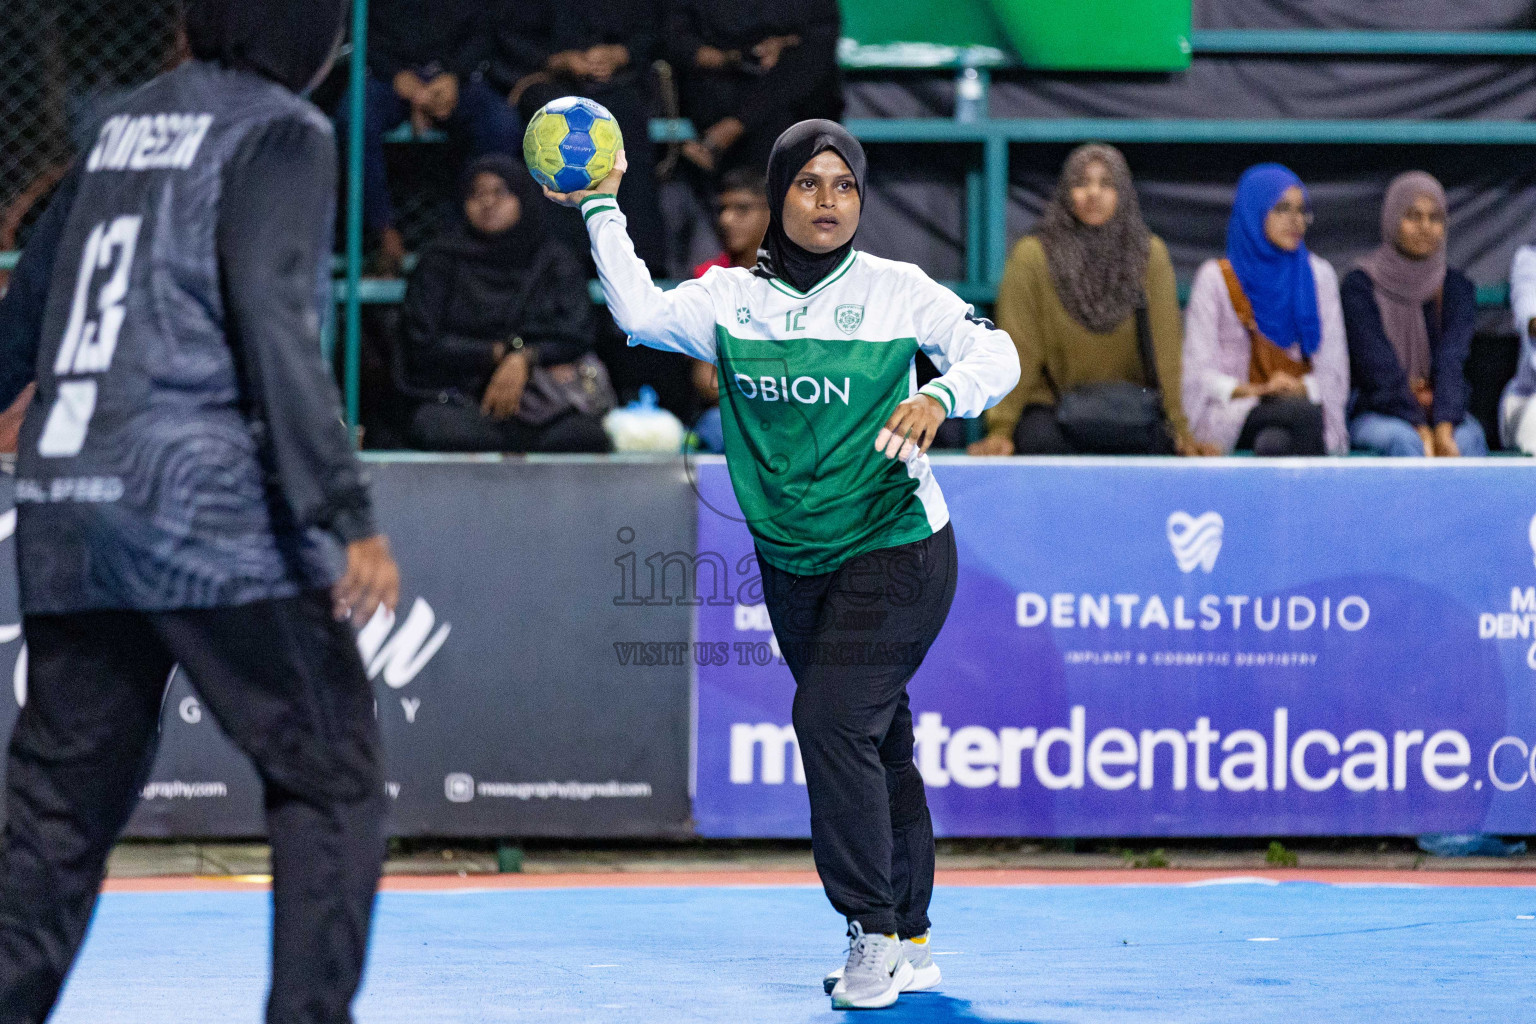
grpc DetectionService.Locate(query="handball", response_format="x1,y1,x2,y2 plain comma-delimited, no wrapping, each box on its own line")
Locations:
522,96,623,194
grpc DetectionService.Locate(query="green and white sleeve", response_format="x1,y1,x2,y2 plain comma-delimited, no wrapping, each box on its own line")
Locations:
579,193,718,363
910,269,1021,419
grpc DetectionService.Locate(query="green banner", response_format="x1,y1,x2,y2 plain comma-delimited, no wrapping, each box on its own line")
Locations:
839,0,1192,71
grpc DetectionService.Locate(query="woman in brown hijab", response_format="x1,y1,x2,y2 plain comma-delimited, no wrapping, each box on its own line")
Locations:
972,144,1215,455
1342,171,1488,456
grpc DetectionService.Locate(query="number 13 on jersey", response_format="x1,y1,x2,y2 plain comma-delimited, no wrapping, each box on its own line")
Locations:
39,215,143,458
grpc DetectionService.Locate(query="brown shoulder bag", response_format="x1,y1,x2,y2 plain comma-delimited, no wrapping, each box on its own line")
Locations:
1217,258,1312,385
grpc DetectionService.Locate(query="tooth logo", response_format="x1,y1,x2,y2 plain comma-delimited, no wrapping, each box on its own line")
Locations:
1167,511,1223,574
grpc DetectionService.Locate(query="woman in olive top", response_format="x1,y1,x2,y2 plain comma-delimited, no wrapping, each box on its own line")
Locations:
970,144,1214,456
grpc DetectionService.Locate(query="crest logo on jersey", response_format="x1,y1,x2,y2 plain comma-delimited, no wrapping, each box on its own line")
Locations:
736,306,751,325
835,304,864,335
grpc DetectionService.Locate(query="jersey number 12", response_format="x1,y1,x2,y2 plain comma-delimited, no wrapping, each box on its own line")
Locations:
39,214,142,458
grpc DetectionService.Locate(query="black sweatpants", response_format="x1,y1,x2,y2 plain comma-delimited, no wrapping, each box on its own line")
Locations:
0,591,385,1024
758,523,957,939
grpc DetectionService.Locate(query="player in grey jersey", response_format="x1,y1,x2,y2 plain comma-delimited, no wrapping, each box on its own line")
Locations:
0,2,399,1022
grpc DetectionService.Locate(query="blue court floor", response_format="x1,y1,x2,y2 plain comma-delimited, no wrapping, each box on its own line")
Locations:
51,879,1536,1023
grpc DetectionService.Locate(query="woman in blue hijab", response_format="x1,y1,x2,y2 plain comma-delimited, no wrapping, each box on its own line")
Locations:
1227,164,1323,357
1180,163,1350,455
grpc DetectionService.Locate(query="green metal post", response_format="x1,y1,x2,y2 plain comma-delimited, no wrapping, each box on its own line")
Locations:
343,0,368,433
983,133,1009,287
964,168,984,289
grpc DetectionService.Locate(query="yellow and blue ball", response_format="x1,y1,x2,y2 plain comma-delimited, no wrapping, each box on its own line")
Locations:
522,96,623,194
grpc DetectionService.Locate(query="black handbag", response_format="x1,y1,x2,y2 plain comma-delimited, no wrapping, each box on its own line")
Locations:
514,351,617,427
1049,305,1174,455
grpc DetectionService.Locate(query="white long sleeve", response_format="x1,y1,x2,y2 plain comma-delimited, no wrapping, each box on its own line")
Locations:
581,193,718,363
1512,245,1536,348
908,269,1021,419
1504,247,1536,421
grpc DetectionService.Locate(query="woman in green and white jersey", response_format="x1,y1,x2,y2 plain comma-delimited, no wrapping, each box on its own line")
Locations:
547,120,1018,1010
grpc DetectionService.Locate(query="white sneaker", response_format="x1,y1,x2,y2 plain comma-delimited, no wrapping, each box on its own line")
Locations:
899,933,942,991
825,926,934,1003
829,922,913,1009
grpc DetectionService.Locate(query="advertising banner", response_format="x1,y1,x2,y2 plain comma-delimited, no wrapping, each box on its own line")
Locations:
0,458,697,839
694,457,1536,838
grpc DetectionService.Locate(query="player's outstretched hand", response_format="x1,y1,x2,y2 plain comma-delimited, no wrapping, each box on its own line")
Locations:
542,150,628,208
877,394,946,461
333,535,401,624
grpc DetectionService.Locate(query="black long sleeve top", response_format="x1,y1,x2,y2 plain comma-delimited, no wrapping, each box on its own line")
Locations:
486,0,662,95
401,236,596,400
367,0,489,83
1341,266,1476,428
666,0,841,132
0,112,376,549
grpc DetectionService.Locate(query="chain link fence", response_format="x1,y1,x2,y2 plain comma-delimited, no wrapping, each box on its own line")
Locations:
0,0,182,251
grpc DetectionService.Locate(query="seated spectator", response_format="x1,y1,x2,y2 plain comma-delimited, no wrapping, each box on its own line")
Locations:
690,168,770,452
1183,164,1348,456
487,0,667,272
399,156,611,453
973,145,1211,456
336,0,520,274
1503,245,1536,454
667,0,842,175
1343,172,1487,457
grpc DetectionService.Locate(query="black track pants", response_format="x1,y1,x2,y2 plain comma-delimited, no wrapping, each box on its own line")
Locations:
0,591,385,1024
759,523,957,938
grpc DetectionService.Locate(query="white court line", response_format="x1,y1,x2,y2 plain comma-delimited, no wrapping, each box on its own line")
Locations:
1247,937,1280,942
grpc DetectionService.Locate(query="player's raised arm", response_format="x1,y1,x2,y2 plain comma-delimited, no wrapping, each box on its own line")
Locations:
544,151,719,363
217,114,399,621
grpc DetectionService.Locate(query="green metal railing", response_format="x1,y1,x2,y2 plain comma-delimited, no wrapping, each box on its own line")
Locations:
342,0,370,433
7,20,1536,431
1188,29,1536,56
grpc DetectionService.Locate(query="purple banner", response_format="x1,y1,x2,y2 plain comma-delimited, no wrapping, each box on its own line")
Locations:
693,457,1536,837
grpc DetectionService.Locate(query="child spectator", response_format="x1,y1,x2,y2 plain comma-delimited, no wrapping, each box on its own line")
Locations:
973,145,1210,456
690,168,770,451
667,0,842,175
1182,164,1349,456
336,0,520,274
693,166,770,276
399,156,610,453
1343,172,1487,456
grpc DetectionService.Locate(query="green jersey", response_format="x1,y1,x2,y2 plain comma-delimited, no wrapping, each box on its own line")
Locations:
582,193,1019,574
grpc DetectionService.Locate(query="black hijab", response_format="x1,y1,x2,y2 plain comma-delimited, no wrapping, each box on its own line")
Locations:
185,0,347,94
754,119,867,294
435,154,548,270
